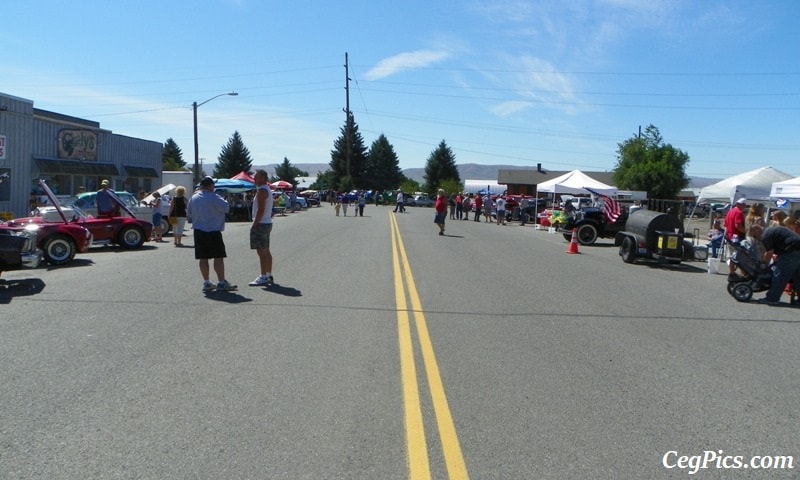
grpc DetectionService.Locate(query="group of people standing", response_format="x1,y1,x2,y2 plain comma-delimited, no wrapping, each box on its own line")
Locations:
186,169,275,292
724,198,800,305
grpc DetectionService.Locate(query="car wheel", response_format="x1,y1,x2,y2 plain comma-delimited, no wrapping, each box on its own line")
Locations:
160,217,171,235
118,226,145,249
43,234,76,265
577,223,598,245
620,237,636,263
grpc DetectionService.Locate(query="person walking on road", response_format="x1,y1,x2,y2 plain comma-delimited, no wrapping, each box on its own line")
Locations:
186,176,237,292
394,191,405,213
249,169,275,287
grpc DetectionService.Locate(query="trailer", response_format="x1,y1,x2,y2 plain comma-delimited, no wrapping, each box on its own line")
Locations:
614,209,697,264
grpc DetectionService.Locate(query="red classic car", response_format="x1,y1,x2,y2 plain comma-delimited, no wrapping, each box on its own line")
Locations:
8,180,151,264
4,181,92,265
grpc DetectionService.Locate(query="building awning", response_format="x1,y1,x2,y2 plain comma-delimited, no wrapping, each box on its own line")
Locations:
124,165,159,178
34,157,119,176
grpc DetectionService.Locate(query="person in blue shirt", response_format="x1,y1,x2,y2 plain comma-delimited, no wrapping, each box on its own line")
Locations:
186,177,236,292
96,180,115,217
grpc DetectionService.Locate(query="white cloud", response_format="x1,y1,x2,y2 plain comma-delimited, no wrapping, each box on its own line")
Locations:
365,50,452,80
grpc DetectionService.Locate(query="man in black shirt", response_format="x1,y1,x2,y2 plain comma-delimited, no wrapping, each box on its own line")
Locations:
758,226,800,305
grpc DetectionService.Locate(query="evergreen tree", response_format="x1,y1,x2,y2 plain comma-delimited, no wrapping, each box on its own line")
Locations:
274,157,308,188
162,138,186,171
613,125,690,199
423,140,460,196
213,131,253,179
366,134,404,192
329,113,368,191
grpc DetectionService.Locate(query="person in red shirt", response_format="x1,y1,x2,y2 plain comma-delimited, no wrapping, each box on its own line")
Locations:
473,194,483,222
724,198,747,280
434,189,447,236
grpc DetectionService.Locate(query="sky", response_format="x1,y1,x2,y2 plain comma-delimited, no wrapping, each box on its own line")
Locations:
3,0,799,180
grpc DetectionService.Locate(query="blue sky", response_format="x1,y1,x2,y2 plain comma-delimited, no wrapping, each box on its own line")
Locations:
3,0,799,179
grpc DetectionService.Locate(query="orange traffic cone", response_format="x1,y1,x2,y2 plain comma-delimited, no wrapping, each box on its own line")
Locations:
566,228,580,254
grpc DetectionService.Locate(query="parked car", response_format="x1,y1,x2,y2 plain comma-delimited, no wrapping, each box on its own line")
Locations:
299,191,320,207
5,180,93,265
66,190,171,234
0,227,43,276
413,195,435,207
560,206,629,245
10,180,151,263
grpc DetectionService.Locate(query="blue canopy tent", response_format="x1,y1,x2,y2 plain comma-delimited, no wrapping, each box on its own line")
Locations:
196,178,255,194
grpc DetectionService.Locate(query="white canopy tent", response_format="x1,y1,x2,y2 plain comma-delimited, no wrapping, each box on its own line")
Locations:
697,166,793,203
536,169,617,195
770,176,800,200
463,179,504,195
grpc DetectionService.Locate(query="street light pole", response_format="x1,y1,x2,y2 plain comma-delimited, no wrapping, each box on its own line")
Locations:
193,92,238,185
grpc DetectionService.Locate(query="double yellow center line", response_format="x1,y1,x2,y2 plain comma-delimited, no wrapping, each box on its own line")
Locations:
389,212,469,480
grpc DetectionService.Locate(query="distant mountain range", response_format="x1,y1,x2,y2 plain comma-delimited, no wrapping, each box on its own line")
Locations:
255,163,717,188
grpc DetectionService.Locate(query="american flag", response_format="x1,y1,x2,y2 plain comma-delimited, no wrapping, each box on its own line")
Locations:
585,187,621,224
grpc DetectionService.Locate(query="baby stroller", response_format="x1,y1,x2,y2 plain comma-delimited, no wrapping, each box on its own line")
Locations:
727,240,798,303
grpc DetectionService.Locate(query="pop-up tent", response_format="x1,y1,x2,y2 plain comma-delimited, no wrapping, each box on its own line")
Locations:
770,176,800,199
536,169,617,195
697,166,793,203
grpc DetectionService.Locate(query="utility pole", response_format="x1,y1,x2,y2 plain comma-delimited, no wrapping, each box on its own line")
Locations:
344,52,352,185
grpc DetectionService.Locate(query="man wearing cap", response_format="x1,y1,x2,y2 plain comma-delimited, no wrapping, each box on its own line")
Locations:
724,198,747,280
96,179,115,218
186,177,237,292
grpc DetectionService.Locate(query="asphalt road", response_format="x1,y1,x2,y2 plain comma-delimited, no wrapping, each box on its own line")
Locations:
1,204,798,479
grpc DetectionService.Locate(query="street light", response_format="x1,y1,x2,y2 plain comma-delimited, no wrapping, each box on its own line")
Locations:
193,92,238,185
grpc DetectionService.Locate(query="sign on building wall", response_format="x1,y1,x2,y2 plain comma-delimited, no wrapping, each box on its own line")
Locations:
57,129,97,160
0,135,6,160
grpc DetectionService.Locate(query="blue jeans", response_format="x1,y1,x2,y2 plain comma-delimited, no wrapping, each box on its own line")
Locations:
765,250,800,302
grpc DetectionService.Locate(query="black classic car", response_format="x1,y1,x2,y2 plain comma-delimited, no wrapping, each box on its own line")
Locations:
0,226,42,277
560,207,629,245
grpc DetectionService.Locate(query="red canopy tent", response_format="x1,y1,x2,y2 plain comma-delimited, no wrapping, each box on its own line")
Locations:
230,171,255,183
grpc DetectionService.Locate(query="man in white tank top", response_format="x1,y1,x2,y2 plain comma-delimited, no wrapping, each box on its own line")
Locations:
249,169,275,287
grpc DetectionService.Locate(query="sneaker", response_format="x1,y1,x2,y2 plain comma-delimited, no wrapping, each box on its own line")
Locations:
249,275,273,287
216,280,238,291
202,281,216,292
756,298,779,306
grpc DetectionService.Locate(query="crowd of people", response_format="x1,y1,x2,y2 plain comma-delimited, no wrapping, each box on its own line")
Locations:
721,198,800,306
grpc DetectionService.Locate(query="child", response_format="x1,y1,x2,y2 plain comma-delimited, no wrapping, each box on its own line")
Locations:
334,201,341,216
707,220,724,258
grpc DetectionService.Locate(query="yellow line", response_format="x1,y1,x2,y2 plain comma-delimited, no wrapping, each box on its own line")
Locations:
390,213,431,480
390,212,469,480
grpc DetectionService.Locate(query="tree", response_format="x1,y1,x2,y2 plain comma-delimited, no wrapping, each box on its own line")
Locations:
162,138,186,171
613,125,690,199
329,113,368,191
273,157,308,188
365,134,404,192
423,140,460,196
213,131,253,179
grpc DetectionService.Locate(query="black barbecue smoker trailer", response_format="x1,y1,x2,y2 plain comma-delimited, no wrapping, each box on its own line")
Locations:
614,209,698,264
